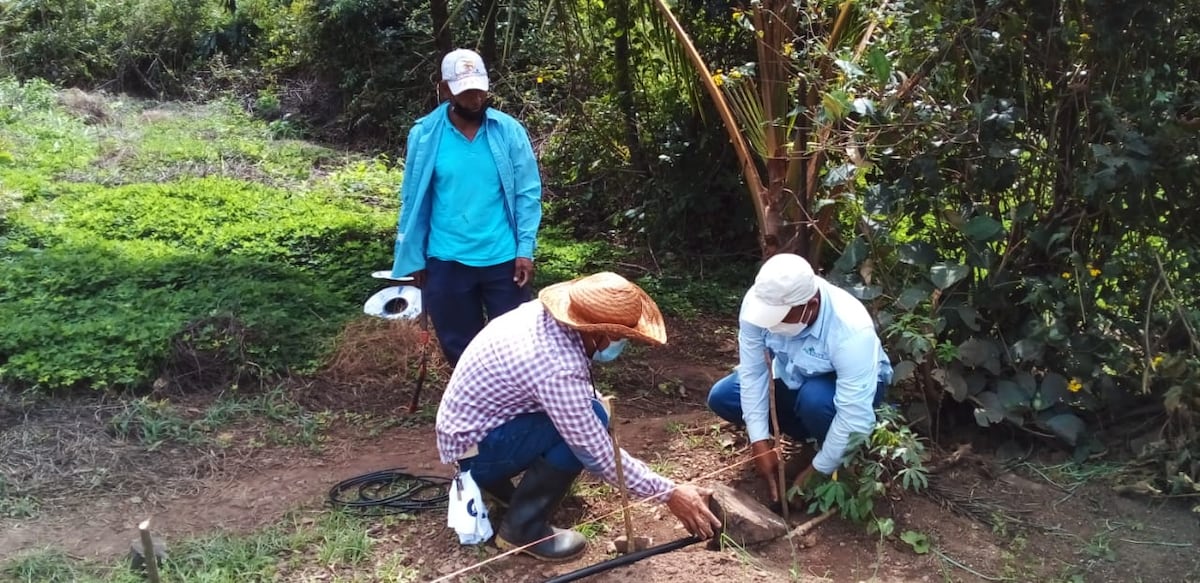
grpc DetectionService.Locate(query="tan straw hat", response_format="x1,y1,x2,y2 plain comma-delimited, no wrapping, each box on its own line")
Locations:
539,272,667,345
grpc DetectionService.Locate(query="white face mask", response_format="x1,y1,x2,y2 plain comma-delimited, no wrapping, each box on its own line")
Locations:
768,321,807,337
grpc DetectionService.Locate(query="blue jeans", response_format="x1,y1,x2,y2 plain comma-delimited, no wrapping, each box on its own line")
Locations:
707,373,887,443
458,400,609,487
424,258,531,366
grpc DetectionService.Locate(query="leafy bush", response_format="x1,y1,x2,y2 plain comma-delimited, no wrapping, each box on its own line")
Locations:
808,0,1200,492
0,0,224,93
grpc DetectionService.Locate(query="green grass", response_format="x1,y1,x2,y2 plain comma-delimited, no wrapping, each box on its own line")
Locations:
105,388,329,450
0,77,400,392
0,511,421,583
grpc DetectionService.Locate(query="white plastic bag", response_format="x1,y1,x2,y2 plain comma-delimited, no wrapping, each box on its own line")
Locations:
446,470,493,545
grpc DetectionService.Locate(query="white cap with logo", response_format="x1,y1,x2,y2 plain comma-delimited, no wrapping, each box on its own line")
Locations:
441,49,489,95
739,253,819,329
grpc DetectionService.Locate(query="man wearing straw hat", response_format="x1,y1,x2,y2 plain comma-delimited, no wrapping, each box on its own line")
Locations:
436,272,721,561
707,254,893,503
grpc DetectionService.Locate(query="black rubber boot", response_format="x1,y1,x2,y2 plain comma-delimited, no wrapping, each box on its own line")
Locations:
481,478,515,510
495,457,587,562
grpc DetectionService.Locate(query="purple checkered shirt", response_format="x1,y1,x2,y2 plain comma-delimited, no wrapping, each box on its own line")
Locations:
435,301,674,501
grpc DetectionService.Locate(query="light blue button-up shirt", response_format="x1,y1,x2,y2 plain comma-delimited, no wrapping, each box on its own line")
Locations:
391,103,542,279
736,278,892,474
427,121,515,266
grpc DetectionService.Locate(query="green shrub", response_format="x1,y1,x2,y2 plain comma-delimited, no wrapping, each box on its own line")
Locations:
794,406,929,538
0,0,224,93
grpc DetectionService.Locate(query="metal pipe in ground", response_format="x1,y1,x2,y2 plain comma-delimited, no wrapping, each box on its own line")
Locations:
540,535,703,583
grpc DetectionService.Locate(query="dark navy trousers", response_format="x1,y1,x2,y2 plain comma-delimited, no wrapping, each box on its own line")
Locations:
423,258,530,366
707,373,887,443
458,400,609,486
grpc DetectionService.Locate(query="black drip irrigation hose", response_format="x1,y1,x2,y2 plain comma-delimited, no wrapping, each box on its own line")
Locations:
541,535,705,583
327,469,449,516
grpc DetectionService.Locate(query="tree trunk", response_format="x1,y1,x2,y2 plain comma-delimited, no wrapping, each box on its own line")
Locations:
481,0,499,67
431,0,452,55
611,0,646,172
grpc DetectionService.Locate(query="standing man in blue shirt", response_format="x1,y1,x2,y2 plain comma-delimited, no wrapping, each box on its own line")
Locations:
707,254,893,501
391,48,542,366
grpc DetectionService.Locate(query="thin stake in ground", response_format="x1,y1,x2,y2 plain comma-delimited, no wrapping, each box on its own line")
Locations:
765,351,789,522
608,397,639,552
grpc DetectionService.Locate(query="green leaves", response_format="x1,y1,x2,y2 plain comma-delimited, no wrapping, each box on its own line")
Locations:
802,407,929,536
900,530,930,554
821,90,853,121
1041,413,1086,447
961,215,1004,242
973,391,1006,426
1037,372,1071,410
834,236,868,272
897,241,937,266
930,262,969,289
867,46,892,85
932,366,968,401
824,163,859,188
957,337,1002,374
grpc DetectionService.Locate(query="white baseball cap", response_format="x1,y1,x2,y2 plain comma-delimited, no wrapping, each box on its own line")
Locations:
441,49,489,95
739,254,819,328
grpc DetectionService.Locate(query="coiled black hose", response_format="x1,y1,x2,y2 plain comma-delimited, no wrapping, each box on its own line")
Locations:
327,469,449,516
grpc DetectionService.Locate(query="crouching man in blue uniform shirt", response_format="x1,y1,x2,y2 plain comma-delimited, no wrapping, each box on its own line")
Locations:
707,253,893,500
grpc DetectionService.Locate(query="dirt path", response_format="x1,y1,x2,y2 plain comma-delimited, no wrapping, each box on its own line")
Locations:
3,328,1199,582
6,406,1198,582
0,428,445,559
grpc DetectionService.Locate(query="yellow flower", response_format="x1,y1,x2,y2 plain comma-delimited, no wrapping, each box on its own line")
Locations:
831,470,839,482
1152,354,1165,370
536,76,544,84
1062,271,1072,279
730,70,743,79
1080,32,1091,41
1089,265,1101,277
782,43,795,57
712,74,724,87
1067,378,1083,393
732,8,743,20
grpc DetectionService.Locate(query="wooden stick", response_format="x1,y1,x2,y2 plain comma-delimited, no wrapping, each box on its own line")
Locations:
785,509,835,539
138,519,161,583
407,293,431,414
608,398,636,552
765,351,789,522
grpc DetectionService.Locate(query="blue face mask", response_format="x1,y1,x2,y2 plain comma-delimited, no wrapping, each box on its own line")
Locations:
592,338,628,363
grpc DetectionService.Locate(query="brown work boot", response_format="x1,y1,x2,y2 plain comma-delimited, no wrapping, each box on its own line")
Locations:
495,457,586,562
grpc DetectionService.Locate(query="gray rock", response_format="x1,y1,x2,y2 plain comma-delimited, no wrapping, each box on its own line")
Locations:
706,483,788,548
128,535,166,573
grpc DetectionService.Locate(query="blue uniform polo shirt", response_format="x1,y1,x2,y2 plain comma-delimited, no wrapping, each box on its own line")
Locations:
427,119,516,266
